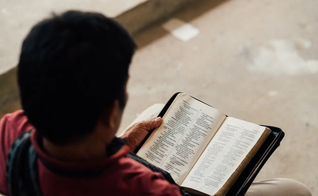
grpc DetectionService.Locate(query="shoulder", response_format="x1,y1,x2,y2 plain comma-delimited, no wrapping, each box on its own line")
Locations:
0,110,33,195
0,110,33,147
115,157,181,196
1,110,32,132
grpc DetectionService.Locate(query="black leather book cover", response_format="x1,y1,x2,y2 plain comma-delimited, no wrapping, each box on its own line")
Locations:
135,92,284,196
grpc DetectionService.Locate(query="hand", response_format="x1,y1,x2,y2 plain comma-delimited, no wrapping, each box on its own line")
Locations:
121,117,163,151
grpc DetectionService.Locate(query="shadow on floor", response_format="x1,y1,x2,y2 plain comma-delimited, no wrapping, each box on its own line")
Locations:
135,0,229,49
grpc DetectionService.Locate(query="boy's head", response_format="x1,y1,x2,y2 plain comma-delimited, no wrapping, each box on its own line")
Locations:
18,11,136,144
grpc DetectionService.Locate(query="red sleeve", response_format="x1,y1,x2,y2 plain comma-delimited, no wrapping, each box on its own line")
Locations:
0,110,34,195
132,169,182,196
142,173,182,196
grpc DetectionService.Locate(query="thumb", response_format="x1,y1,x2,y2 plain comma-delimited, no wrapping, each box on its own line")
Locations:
139,117,163,130
153,117,163,127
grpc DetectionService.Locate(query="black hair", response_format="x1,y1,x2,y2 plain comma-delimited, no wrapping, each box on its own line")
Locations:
17,11,136,144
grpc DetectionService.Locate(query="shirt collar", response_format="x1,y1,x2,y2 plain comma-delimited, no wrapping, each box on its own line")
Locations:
30,130,130,175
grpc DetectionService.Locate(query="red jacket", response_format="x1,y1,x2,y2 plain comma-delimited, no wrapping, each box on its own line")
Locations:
0,110,181,196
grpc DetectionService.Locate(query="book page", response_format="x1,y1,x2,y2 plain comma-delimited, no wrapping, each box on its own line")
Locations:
181,117,270,196
137,93,226,184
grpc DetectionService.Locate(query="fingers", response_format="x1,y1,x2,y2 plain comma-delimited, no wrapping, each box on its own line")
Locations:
121,117,163,151
125,126,151,151
137,117,163,131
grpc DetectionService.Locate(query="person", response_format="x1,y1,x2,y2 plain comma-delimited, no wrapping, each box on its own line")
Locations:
0,11,311,196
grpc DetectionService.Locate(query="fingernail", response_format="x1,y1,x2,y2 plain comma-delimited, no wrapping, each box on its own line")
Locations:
155,117,161,121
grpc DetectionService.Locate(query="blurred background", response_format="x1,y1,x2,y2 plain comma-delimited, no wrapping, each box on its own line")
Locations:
0,0,317,195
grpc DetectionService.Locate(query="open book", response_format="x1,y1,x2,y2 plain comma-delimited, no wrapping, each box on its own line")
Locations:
135,92,284,196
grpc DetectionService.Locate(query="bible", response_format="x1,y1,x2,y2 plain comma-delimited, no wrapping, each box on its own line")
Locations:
135,92,284,196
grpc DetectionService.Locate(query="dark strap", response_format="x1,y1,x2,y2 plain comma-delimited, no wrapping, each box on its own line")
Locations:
6,130,42,196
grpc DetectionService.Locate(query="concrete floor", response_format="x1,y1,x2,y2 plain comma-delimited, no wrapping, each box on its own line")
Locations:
1,0,318,195
122,0,318,194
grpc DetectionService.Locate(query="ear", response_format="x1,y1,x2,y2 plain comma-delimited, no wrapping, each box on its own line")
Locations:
100,100,122,130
